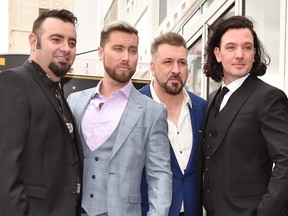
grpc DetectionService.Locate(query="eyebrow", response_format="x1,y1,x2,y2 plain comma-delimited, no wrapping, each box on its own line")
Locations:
49,34,77,42
49,34,64,38
224,42,253,46
162,57,187,61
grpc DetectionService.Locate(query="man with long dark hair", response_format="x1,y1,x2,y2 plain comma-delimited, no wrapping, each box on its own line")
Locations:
198,15,288,216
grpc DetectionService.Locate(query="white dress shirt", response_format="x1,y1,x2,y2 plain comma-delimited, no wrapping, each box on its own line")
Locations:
150,81,193,213
220,74,250,111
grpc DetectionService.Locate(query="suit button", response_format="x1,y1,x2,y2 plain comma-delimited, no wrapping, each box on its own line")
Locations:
95,157,99,161
208,133,212,138
205,168,209,172
70,159,76,164
90,194,94,198
206,189,210,193
206,156,210,160
207,145,211,149
92,175,95,179
71,189,76,194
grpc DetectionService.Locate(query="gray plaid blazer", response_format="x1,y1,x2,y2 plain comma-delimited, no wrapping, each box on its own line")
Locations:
68,86,172,216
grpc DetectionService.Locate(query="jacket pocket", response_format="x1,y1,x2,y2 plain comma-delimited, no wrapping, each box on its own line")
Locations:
129,195,142,204
231,183,266,197
24,184,47,199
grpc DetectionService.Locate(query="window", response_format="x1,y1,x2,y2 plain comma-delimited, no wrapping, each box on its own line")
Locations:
245,0,282,88
104,0,118,25
159,0,181,24
202,0,215,13
187,38,202,96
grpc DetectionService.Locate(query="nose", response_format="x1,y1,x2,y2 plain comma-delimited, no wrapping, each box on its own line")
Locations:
171,61,180,74
235,47,244,58
60,41,71,52
122,51,129,61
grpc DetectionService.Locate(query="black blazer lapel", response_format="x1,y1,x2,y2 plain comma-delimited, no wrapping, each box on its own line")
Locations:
23,61,63,119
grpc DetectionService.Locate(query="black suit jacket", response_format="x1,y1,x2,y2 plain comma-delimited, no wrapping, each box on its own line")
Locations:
199,75,288,216
0,61,83,216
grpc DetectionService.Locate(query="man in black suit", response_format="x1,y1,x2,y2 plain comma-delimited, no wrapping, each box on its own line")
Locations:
0,9,83,216
199,16,288,216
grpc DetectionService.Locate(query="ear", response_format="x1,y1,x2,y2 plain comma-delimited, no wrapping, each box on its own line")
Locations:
98,47,103,60
29,33,37,50
214,47,221,63
150,61,156,77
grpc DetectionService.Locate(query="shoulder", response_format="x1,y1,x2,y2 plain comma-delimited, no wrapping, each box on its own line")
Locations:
138,83,150,92
1,64,27,76
138,83,152,97
67,87,95,106
131,87,166,112
186,90,208,110
187,91,206,103
0,65,31,86
68,87,95,98
252,77,286,98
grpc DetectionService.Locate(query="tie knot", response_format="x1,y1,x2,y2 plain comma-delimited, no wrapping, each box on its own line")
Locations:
214,86,229,116
220,86,229,96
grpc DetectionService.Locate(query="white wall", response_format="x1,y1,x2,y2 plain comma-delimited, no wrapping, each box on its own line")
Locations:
73,0,100,75
0,0,9,54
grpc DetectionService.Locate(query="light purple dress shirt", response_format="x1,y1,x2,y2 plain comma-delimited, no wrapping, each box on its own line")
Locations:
81,80,133,151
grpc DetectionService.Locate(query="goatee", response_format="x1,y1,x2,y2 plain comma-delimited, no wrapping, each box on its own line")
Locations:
48,62,71,78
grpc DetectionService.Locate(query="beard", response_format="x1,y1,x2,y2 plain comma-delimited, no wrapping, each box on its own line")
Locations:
48,61,71,78
156,75,185,95
36,38,72,78
104,62,136,83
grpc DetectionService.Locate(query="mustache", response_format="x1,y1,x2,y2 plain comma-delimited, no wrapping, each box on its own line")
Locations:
168,74,181,80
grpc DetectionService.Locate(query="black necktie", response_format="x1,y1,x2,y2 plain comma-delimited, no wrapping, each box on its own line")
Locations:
214,86,229,116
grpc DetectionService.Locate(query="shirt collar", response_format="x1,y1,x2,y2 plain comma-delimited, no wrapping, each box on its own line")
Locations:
93,80,133,99
222,73,250,94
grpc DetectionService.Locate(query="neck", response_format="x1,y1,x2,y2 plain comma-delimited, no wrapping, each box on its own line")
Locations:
29,58,61,82
157,89,184,126
100,77,129,99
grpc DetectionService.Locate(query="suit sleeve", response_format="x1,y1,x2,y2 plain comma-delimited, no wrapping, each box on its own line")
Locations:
0,71,32,216
145,103,173,216
257,88,288,215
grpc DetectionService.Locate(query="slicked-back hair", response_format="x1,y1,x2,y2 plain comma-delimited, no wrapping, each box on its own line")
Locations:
203,15,270,82
32,9,78,37
100,21,138,48
150,32,187,60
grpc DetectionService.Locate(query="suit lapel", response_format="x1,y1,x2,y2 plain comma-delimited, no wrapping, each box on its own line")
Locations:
185,103,200,174
24,61,63,119
72,88,95,134
210,76,258,156
110,87,145,161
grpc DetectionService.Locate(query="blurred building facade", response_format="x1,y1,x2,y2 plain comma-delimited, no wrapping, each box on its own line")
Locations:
8,0,74,53
2,0,287,98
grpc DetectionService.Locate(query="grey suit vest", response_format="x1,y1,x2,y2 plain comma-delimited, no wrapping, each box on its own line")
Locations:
81,126,118,216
